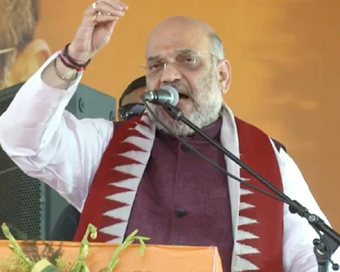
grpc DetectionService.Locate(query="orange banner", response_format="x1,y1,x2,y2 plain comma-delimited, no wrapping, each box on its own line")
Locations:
0,240,222,272
1,0,340,230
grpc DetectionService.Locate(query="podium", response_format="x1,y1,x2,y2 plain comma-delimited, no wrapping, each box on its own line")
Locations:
0,240,223,271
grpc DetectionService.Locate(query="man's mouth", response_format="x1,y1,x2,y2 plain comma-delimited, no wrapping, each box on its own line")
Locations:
178,93,190,100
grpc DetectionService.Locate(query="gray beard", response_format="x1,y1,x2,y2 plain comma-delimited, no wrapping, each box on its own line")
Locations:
147,103,222,136
146,66,224,136
147,92,223,136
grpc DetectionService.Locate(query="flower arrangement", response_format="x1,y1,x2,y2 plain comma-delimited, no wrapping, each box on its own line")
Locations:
0,223,150,272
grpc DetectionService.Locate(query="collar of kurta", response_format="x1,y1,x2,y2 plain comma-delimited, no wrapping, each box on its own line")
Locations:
74,105,284,272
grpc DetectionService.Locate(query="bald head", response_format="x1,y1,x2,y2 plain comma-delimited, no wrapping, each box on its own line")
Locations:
146,16,225,60
150,16,214,36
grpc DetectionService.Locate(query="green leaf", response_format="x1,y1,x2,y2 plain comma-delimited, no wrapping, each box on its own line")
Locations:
120,240,134,250
135,236,151,241
106,258,120,272
125,229,139,242
138,239,146,257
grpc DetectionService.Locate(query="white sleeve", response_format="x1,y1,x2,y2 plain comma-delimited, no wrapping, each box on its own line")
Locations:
0,53,114,212
274,147,340,271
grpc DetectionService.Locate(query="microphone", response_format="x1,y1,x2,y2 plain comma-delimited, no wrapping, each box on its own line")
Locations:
141,85,179,106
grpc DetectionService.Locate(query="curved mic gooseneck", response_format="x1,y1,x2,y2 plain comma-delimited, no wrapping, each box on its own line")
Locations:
161,102,340,272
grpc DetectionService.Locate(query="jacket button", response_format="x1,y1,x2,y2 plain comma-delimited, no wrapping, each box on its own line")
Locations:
175,208,186,218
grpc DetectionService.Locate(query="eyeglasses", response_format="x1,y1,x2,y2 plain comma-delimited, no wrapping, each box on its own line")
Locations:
141,52,220,77
0,47,16,55
118,103,145,121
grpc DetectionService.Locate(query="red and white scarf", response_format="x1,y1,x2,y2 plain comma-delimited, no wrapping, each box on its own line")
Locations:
74,106,284,272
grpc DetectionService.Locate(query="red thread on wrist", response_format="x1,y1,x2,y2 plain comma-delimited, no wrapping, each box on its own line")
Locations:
62,43,91,69
59,53,87,71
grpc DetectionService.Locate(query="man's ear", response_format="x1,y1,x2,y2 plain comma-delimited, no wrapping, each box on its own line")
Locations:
8,39,51,85
217,59,231,94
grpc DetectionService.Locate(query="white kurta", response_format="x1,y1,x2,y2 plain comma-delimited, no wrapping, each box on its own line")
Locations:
0,53,339,271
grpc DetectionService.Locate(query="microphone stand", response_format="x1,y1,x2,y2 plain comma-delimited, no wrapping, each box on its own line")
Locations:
162,102,340,271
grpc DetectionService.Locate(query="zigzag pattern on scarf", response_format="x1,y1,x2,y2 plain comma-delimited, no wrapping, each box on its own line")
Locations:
97,114,155,243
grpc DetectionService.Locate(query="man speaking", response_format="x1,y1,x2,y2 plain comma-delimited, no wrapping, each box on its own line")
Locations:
0,1,338,271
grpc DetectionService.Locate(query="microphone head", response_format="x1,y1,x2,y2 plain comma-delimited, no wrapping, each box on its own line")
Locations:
161,85,179,106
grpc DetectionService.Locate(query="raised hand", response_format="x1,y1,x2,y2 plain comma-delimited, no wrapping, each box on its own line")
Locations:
68,0,128,62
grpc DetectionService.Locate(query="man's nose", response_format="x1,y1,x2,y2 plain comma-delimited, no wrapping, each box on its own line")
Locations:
160,62,182,84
